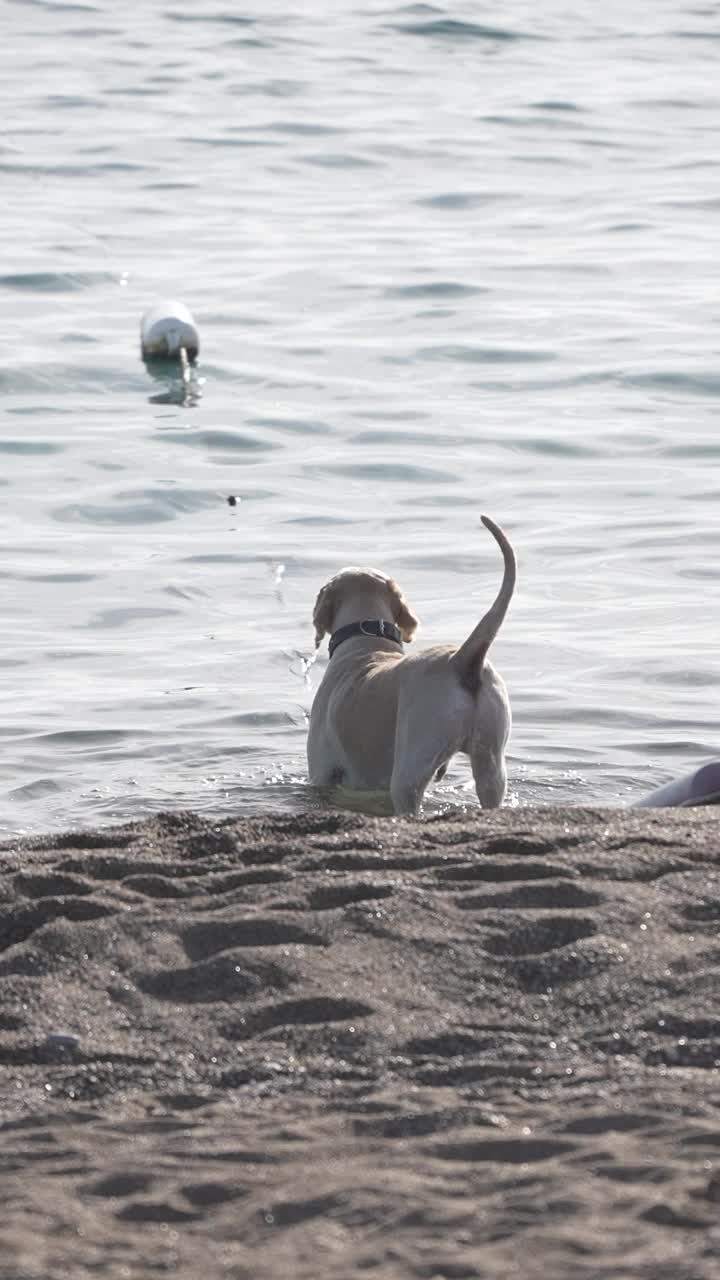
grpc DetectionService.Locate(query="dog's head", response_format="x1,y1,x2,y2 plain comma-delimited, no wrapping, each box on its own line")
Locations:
312,568,419,649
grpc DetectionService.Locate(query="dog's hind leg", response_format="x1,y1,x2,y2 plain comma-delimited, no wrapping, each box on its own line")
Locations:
390,693,464,816
469,705,509,809
466,673,511,809
390,769,433,816
470,747,507,809
390,763,439,817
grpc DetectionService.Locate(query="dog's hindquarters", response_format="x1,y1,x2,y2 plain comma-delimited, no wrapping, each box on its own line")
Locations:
389,653,474,815
389,654,510,814
390,699,465,816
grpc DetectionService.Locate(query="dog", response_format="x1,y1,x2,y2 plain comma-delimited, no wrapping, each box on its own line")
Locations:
307,515,516,815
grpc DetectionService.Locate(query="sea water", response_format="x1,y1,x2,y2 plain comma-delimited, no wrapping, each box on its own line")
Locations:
1,0,718,833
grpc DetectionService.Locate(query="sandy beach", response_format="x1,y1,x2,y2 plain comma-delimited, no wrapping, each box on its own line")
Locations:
0,805,718,1278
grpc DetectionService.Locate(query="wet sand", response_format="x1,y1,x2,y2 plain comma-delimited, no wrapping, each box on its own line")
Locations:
1,806,718,1278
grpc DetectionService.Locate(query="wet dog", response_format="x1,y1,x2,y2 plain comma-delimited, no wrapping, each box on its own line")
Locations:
307,516,516,815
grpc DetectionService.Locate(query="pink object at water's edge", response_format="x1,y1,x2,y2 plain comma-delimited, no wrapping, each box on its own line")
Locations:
634,760,720,808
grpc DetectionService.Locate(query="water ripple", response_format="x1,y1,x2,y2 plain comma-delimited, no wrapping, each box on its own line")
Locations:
312,461,459,484
388,18,528,42
52,489,222,526
385,281,488,298
0,271,118,292
161,430,279,453
419,345,556,364
416,191,512,209
0,440,62,455
621,372,720,397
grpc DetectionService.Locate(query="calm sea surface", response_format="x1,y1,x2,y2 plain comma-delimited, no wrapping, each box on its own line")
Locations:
1,1,718,834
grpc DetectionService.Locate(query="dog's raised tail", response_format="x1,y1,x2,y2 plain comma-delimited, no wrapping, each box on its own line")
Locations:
451,515,516,688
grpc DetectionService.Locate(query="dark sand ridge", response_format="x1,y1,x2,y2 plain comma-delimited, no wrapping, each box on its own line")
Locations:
0,806,718,1279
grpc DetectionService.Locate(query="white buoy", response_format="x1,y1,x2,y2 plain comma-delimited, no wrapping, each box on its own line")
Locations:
140,299,199,360
634,759,720,808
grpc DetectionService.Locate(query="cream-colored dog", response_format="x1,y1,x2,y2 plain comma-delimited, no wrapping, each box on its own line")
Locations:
307,515,516,815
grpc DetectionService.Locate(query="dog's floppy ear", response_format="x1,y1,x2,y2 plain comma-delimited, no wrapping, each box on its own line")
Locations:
386,578,419,643
313,579,338,648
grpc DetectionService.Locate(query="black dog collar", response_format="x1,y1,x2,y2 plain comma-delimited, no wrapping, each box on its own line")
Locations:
328,619,403,659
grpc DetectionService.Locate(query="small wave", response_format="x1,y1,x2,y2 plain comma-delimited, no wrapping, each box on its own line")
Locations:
468,370,612,393
606,222,650,232
198,711,298,729
246,416,333,436
0,271,117,293
180,548,292,566
34,729,139,748
419,344,555,364
52,502,176,526
301,152,379,169
662,443,720,458
8,778,62,802
43,95,108,110
354,408,430,421
389,18,527,41
178,134,280,149
0,162,145,176
52,488,223,526
162,429,279,452
18,2,103,11
286,515,357,526
164,10,256,24
659,195,720,210
269,121,342,137
501,436,600,458
397,493,478,508
0,440,62,455
86,607,180,630
0,365,146,396
671,28,720,41
390,551,503,573
385,281,487,298
530,99,584,112
312,461,458,484
142,180,198,191
15,572,97,584
416,190,511,209
621,372,720,397
351,429,469,447
235,79,305,99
